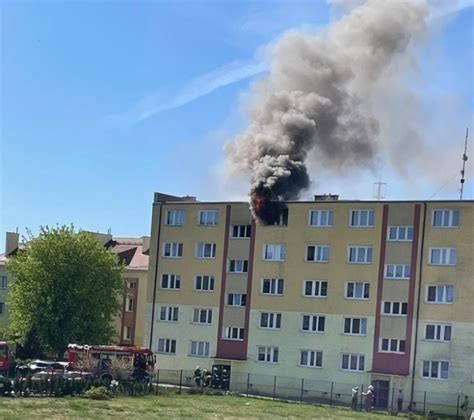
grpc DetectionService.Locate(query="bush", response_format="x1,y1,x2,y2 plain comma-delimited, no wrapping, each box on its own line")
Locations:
83,386,112,400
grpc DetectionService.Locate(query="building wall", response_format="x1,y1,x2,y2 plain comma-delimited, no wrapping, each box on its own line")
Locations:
0,263,10,329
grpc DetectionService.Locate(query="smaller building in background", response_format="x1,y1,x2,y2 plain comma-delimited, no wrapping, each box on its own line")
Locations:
0,232,20,330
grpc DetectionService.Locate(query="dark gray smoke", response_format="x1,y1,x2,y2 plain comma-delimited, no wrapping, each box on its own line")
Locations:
226,0,427,223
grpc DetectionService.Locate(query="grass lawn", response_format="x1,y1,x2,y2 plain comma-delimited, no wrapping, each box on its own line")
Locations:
0,393,422,419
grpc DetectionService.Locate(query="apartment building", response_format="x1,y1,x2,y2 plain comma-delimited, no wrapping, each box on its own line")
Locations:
0,232,20,330
144,192,473,411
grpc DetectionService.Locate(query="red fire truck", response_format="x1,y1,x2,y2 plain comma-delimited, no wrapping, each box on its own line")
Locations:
0,341,13,376
67,344,155,381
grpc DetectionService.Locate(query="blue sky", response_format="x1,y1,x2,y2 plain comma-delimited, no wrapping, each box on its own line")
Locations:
0,0,473,249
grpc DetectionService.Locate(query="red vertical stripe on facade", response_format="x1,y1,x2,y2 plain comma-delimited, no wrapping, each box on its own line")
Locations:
242,219,257,354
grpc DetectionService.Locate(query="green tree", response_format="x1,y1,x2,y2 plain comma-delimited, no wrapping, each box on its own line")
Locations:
7,226,123,358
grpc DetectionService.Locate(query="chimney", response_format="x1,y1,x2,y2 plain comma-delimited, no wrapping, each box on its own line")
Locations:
141,236,150,255
5,232,20,256
314,194,339,201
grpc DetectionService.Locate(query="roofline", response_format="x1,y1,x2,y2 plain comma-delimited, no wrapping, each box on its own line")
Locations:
153,199,474,205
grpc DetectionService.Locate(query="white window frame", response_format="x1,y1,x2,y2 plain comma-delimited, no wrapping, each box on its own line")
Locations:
422,360,449,380
198,210,219,226
429,248,457,266
424,323,452,341
382,301,408,316
163,242,183,258
432,209,460,228
123,326,132,341
299,350,323,368
345,282,370,300
341,354,365,372
196,242,217,259
343,317,367,335
189,341,210,358
347,246,373,264
425,285,454,304
165,209,185,226
387,226,414,241
261,278,284,296
159,306,179,322
223,327,244,341
231,224,251,238
350,209,375,227
379,338,406,354
305,245,330,262
194,275,215,292
228,259,248,273
0,276,7,290
226,293,246,307
301,314,325,333
263,244,286,261
385,264,411,279
303,280,328,298
157,338,177,354
125,296,134,312
259,312,282,330
308,209,333,227
161,274,181,290
257,346,279,364
193,308,213,325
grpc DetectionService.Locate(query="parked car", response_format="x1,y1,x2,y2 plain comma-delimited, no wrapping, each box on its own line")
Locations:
16,360,71,376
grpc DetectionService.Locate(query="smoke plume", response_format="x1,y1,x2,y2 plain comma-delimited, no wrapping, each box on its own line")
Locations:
226,0,428,224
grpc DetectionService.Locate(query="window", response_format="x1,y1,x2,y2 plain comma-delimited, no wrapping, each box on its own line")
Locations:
199,210,219,226
125,297,134,312
383,301,408,315
163,242,183,258
224,327,244,341
227,293,246,307
303,280,328,298
432,209,459,228
232,225,251,238
196,242,217,259
160,306,179,322
157,338,176,354
429,248,457,266
380,338,406,353
263,244,286,261
126,281,136,289
388,226,414,241
0,276,7,290
301,315,325,333
300,350,323,368
341,354,365,371
257,346,279,363
195,275,215,292
193,308,213,324
259,312,281,329
123,326,132,341
273,209,288,226
166,209,185,225
426,285,454,304
161,274,181,289
385,264,411,279
0,302,4,315
261,278,284,295
309,210,333,227
343,317,367,335
422,361,449,379
425,324,451,341
348,246,373,263
350,210,375,227
306,245,330,262
190,341,210,357
345,282,370,299
228,260,248,273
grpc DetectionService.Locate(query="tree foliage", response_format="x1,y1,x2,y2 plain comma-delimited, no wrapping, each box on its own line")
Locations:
7,225,123,358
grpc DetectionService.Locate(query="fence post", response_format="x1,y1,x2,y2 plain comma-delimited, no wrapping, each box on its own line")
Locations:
246,373,250,397
201,374,204,394
360,384,364,411
423,390,427,415
179,369,183,394
300,378,304,403
156,370,160,395
456,393,460,419
330,381,334,406
272,375,277,401
391,387,395,412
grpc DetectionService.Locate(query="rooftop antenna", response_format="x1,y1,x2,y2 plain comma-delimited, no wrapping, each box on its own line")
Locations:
373,181,386,201
460,128,469,200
